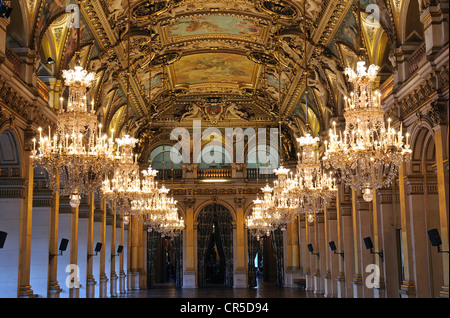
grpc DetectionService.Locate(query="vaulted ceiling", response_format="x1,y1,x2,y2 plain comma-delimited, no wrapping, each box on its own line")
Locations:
7,0,399,161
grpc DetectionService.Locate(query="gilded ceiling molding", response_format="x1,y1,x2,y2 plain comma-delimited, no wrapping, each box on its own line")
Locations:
281,0,346,117
82,0,149,122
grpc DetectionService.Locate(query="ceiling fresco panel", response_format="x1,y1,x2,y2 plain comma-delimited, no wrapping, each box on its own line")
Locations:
173,52,255,85
166,15,263,39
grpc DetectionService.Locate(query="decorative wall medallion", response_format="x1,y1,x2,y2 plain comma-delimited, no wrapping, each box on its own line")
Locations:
247,51,277,66
151,52,181,66
132,0,169,19
258,0,297,19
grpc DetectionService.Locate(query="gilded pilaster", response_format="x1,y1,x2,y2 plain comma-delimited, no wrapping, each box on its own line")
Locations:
69,205,80,298
351,190,363,297
110,203,118,297
47,171,61,298
398,161,416,298
99,199,108,297
433,122,449,297
86,193,96,298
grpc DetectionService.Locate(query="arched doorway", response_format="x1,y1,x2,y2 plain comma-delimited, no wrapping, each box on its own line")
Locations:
197,204,233,288
247,229,284,288
147,231,183,289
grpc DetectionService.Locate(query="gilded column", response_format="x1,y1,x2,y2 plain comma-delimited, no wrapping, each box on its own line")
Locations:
47,171,61,298
234,197,247,288
405,175,431,297
433,122,449,297
298,215,306,280
99,199,108,297
305,213,313,291
315,212,325,295
285,215,300,287
183,198,196,288
357,194,372,298
334,185,346,298
371,191,385,297
351,190,363,297
119,217,126,294
323,205,333,297
313,211,322,294
110,204,118,297
69,205,80,298
126,216,132,291
341,202,353,297
17,145,35,298
398,161,416,297
377,187,400,298
130,215,140,290
86,193,96,298
138,220,146,289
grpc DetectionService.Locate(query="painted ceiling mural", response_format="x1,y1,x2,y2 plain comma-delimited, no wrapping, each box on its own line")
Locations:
7,0,399,162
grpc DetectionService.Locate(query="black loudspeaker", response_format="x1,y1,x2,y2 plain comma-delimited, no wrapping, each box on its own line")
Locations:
307,244,313,252
363,237,373,250
0,231,7,249
117,245,123,254
428,229,442,247
94,242,103,253
59,238,69,252
329,241,337,251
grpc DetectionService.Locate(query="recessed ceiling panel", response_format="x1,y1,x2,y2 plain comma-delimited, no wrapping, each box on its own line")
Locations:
173,52,255,85
164,15,263,42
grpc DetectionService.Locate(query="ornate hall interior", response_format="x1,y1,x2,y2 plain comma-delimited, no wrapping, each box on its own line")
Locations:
0,0,448,300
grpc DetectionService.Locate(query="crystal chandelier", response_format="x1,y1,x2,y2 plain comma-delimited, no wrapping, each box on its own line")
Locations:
322,60,411,201
290,131,337,213
322,0,411,202
101,135,143,216
31,62,115,207
271,166,299,227
246,197,273,241
132,185,184,237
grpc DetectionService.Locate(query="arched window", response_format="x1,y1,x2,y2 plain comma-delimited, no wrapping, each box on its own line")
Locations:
150,145,182,170
195,145,233,169
246,144,279,177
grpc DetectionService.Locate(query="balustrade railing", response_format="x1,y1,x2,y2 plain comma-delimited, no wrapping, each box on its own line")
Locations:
197,168,232,179
408,43,426,75
155,169,183,180
245,168,275,179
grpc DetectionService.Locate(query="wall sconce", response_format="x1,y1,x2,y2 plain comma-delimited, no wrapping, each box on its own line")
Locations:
111,245,123,260
45,57,55,65
328,241,344,259
307,243,319,257
49,238,69,261
0,231,7,248
88,242,103,260
363,237,383,260
428,229,449,254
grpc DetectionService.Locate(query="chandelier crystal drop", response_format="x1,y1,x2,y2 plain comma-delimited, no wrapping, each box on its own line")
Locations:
323,60,412,201
30,64,115,207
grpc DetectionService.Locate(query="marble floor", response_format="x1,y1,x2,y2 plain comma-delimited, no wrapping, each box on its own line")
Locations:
120,280,324,298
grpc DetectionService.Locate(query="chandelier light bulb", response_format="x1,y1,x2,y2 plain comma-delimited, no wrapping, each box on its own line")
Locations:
363,188,374,202
69,193,81,208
